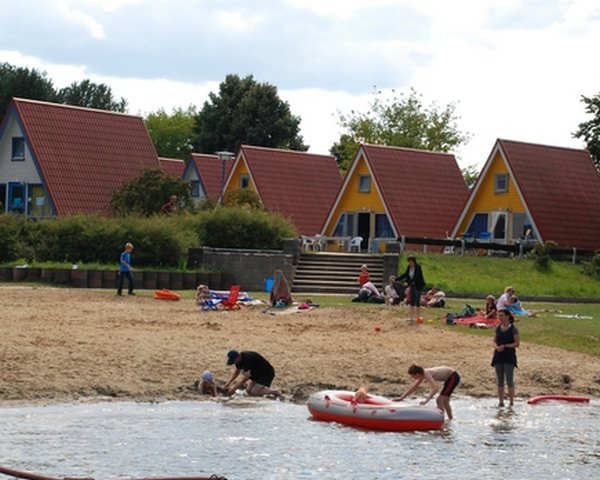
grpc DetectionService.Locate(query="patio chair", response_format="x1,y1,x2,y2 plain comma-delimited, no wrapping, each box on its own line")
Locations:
348,236,363,253
220,284,241,310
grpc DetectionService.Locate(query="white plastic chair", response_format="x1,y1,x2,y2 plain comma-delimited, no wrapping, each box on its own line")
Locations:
348,236,363,253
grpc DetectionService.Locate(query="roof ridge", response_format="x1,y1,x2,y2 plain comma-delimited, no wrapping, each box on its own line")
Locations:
12,97,142,119
361,142,455,156
241,144,334,158
498,138,588,154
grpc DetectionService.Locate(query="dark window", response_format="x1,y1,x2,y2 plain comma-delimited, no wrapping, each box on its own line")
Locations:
375,214,394,237
12,137,25,160
358,175,371,193
466,213,489,237
240,174,250,189
495,173,508,193
190,180,201,197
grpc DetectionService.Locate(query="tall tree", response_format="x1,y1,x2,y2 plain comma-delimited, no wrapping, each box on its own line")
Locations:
331,88,470,170
0,62,56,119
573,92,600,172
193,74,307,153
145,106,197,159
56,79,127,112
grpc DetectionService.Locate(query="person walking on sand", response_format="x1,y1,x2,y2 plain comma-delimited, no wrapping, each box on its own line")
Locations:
117,242,135,296
396,256,426,324
492,309,520,407
394,364,460,419
224,350,282,398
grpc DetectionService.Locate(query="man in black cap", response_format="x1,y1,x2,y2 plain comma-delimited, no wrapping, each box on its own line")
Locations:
224,350,282,398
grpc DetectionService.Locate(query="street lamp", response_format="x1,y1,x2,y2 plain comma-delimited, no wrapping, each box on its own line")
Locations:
215,151,234,205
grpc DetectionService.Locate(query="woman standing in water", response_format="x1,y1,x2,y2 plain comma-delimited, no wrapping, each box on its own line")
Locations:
491,309,520,407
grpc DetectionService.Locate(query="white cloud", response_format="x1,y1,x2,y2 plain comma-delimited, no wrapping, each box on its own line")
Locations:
56,1,106,39
214,9,264,32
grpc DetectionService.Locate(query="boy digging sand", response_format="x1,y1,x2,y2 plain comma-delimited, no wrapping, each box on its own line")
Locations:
394,364,460,419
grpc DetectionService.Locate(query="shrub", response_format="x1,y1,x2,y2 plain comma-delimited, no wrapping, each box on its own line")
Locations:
582,250,600,279
530,240,558,271
201,207,296,249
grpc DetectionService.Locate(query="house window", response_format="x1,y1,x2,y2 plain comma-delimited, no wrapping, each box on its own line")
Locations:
358,175,371,193
12,137,25,161
0,184,6,212
28,184,52,217
375,214,394,238
190,180,201,197
333,213,356,237
466,213,489,238
494,173,508,193
240,174,250,189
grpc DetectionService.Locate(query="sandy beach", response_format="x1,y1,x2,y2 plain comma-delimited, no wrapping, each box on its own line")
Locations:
1,285,598,406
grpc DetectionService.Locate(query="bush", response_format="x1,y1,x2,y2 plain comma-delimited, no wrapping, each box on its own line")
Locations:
0,207,296,267
582,250,600,279
201,207,296,249
530,240,557,271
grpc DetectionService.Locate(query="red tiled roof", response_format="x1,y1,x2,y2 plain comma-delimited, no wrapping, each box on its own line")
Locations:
159,157,185,177
498,139,600,251
189,153,234,199
362,144,469,238
12,98,160,216
239,145,342,235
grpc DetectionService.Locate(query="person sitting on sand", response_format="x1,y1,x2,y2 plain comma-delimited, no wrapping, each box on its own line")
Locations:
198,370,217,397
270,270,292,308
224,350,283,398
483,294,497,319
394,364,460,419
421,287,446,308
357,264,381,297
384,275,401,305
195,284,212,308
496,286,515,310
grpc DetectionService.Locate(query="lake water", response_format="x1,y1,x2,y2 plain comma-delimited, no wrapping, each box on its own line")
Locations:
0,397,598,480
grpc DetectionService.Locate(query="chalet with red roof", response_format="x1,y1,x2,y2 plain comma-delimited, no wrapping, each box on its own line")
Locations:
183,153,234,202
159,157,185,178
223,145,342,235
0,98,161,217
452,139,600,251
321,144,469,252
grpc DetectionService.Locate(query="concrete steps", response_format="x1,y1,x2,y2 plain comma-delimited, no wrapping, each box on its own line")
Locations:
292,252,384,294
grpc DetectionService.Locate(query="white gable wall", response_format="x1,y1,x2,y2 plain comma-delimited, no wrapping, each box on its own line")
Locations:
0,116,42,184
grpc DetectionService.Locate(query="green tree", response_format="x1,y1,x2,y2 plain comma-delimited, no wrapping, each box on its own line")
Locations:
145,106,197,159
109,170,193,217
56,79,127,112
461,164,479,189
193,74,307,153
331,87,470,170
573,92,600,172
0,62,56,119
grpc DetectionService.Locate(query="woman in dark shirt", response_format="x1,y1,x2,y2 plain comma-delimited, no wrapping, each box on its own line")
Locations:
396,256,426,324
491,309,520,407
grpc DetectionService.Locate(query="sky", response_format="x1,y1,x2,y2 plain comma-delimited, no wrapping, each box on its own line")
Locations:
1,0,599,169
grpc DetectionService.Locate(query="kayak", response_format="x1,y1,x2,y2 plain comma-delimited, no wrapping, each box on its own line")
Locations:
527,394,590,405
307,390,444,432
